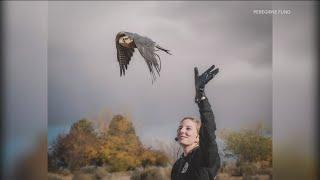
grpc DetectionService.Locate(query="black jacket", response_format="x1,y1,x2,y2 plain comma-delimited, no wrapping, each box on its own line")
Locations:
171,98,220,180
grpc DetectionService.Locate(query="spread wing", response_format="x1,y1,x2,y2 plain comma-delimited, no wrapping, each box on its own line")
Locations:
132,34,161,82
115,33,135,76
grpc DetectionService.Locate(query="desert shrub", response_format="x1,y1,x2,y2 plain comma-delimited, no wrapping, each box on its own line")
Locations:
154,151,170,166
240,162,258,177
153,140,181,164
131,166,171,180
106,151,141,172
48,173,63,180
72,172,94,180
258,160,271,169
78,166,109,179
248,174,271,180
80,166,97,174
140,149,170,167
94,167,109,179
257,167,272,176
221,162,241,176
225,129,272,163
74,166,109,179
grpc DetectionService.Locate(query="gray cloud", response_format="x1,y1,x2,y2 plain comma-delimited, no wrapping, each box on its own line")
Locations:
47,1,272,144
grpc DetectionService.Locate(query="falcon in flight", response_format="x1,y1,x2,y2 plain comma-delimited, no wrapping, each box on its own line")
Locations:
115,31,172,82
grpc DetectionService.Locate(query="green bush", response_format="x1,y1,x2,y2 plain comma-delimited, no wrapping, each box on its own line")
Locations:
225,130,272,163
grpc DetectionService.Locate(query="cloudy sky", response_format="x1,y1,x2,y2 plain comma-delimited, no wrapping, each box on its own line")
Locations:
47,1,272,146
3,1,318,177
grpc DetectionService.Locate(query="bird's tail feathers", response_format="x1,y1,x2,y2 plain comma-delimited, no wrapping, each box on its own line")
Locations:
156,45,172,55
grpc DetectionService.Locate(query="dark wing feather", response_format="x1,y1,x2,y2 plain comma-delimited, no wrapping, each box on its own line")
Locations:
132,34,161,82
115,33,134,76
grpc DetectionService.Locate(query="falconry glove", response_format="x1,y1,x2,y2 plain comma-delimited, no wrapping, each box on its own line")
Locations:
194,65,219,103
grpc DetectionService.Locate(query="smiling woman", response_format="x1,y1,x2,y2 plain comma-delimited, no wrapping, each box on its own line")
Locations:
171,65,220,180
177,117,201,156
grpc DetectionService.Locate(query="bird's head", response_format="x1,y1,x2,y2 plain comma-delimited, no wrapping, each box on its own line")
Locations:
119,35,135,48
117,32,135,48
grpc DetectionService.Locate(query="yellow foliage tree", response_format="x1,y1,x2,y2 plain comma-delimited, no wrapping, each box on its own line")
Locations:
98,115,169,171
49,115,170,172
50,119,99,170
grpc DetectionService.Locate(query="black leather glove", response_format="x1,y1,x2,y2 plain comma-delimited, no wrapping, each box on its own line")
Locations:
194,65,219,103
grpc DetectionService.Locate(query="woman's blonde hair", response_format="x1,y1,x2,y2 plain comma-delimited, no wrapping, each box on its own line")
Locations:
180,117,201,133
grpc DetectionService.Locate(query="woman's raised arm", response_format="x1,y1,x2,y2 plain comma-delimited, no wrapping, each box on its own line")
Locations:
194,65,220,175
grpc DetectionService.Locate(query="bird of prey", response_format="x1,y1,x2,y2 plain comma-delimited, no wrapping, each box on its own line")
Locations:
115,31,172,82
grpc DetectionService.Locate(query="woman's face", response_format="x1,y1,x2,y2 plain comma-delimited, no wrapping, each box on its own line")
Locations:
177,119,199,146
